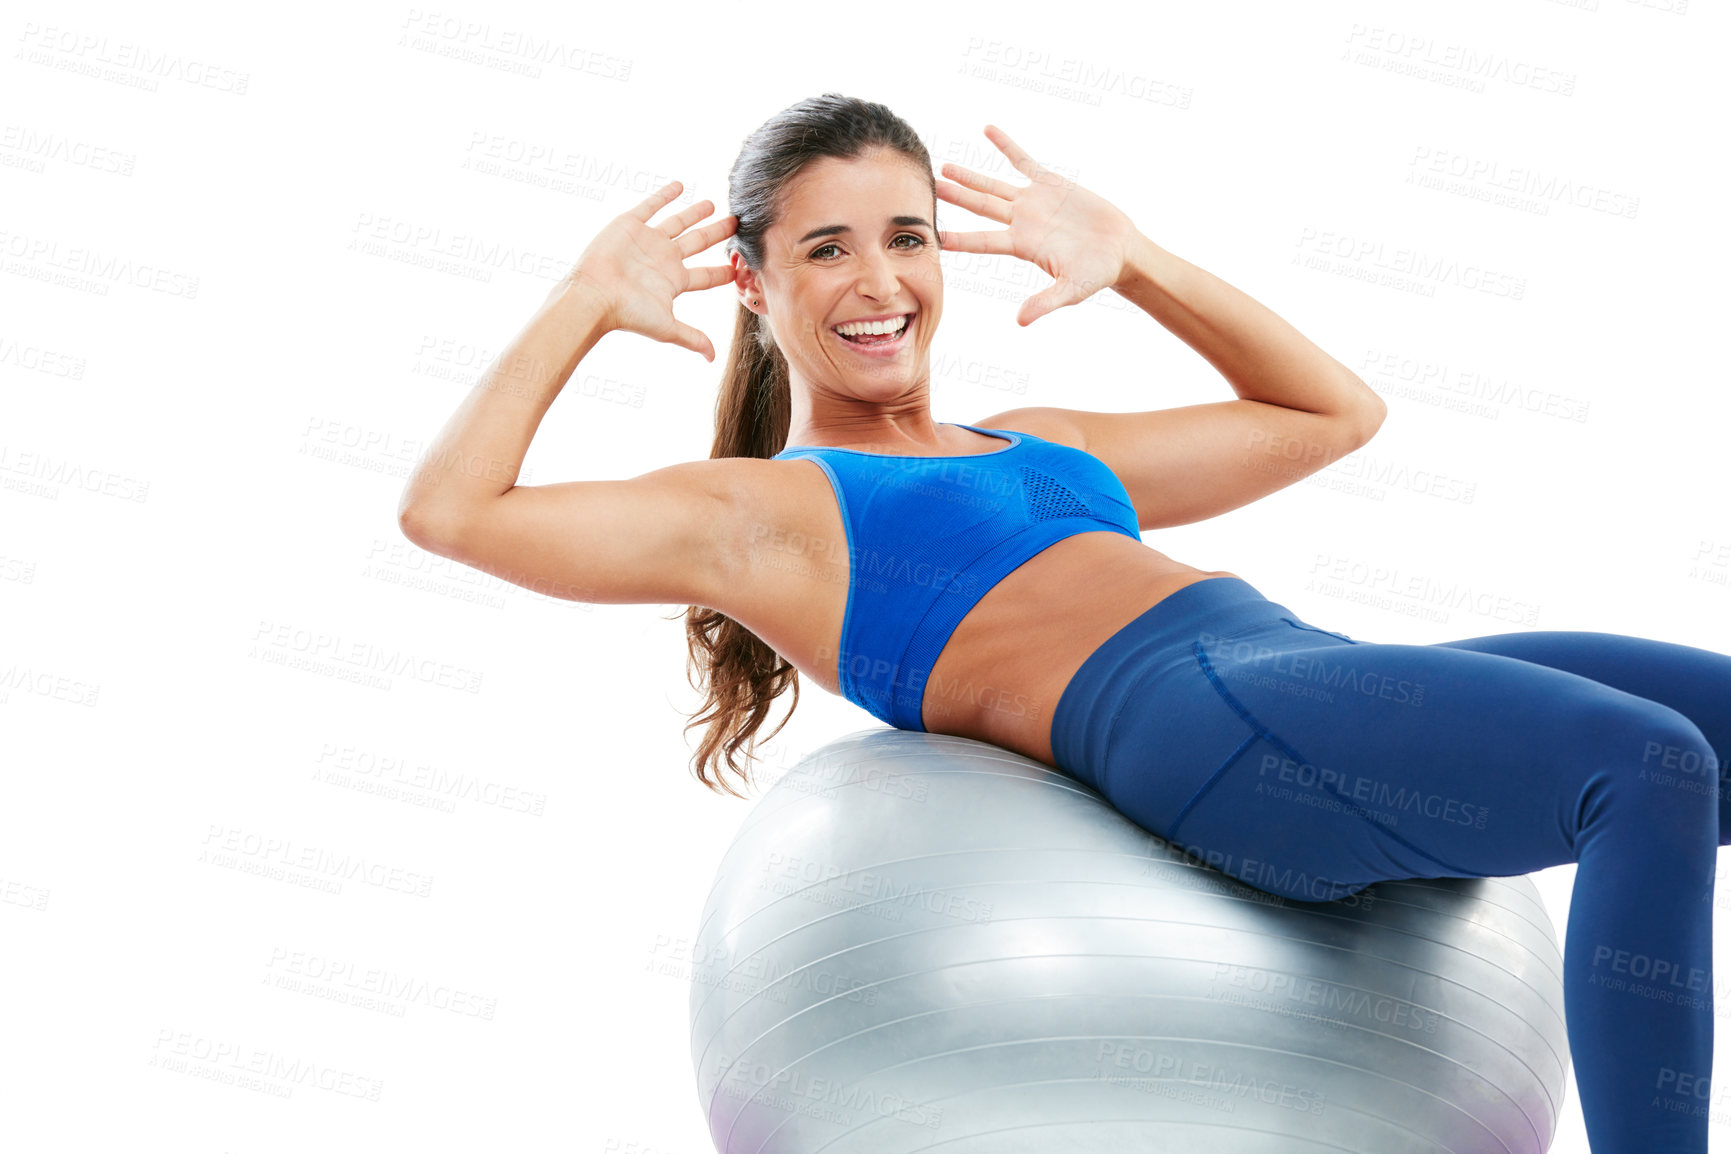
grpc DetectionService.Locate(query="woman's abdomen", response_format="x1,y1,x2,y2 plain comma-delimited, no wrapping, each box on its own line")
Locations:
918,530,1239,767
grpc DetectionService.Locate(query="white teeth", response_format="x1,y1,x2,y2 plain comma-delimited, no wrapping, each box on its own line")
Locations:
834,314,910,337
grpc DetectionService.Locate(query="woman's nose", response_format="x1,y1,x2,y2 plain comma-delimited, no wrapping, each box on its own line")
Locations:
852,249,904,302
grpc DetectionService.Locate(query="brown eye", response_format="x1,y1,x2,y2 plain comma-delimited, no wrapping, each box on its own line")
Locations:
811,234,926,260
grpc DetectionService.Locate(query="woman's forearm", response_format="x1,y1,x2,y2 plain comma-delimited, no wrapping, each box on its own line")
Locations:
398,278,611,526
1111,232,1384,421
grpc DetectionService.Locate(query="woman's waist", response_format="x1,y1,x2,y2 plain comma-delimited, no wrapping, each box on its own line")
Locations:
910,538,1257,760
1043,571,1300,784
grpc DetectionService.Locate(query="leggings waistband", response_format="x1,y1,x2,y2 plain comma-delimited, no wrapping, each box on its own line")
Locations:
1050,576,1294,787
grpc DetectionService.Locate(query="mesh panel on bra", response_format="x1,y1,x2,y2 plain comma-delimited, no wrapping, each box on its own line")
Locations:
1020,466,1091,520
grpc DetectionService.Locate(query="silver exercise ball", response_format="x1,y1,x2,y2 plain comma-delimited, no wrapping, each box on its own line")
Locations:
689,728,1569,1153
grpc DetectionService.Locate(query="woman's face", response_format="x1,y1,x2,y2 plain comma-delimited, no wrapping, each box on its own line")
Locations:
740,148,942,402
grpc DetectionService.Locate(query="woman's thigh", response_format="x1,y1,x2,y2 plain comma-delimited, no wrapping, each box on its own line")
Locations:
1432,628,1731,816
1100,614,1715,902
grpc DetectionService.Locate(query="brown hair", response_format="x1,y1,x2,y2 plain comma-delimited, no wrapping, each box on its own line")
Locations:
677,93,936,798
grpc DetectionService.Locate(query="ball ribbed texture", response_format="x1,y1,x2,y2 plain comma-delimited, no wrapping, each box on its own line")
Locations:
690,728,1569,1153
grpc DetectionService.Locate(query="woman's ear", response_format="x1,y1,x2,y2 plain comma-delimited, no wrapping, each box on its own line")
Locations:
730,253,761,313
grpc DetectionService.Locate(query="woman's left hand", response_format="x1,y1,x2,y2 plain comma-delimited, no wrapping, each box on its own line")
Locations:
936,125,1142,327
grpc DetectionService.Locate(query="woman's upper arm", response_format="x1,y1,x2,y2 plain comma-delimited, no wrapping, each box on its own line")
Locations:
983,401,1383,531
398,460,734,607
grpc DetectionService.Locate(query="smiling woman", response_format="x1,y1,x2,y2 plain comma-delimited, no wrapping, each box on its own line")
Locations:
398,93,1731,1152
683,95,1373,786
730,151,944,421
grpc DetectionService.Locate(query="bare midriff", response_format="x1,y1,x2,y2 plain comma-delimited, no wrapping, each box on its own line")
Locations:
916,530,1239,768
726,442,1240,774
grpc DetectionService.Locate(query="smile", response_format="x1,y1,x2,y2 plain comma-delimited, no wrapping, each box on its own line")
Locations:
831,312,915,355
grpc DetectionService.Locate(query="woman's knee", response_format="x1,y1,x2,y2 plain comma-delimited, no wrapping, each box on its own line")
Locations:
1578,696,1720,832
1589,697,1715,780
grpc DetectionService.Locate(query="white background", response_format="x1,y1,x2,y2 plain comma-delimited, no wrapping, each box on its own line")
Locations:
3,0,1727,1151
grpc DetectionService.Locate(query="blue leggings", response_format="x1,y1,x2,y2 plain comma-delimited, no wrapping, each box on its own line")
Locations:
1049,576,1729,1153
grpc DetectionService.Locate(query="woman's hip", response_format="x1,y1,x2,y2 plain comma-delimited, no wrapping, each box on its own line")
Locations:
1049,576,1330,795
1048,578,1719,897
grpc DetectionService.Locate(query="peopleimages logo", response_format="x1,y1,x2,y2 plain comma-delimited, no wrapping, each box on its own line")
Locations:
854,550,979,595
713,1051,945,1130
1197,630,1426,707
1256,754,1490,831
760,852,994,925
750,522,984,596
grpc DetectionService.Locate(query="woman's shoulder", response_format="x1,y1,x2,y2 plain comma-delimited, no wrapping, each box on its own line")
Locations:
970,407,1088,451
681,453,833,533
658,453,824,504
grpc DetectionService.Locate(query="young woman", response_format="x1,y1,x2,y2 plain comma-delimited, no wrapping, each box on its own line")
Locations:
397,94,1729,1152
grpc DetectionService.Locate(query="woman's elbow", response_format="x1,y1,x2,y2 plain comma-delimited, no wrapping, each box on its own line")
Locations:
1347,393,1388,445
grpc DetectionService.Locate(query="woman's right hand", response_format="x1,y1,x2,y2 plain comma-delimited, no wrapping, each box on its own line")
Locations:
563,181,739,363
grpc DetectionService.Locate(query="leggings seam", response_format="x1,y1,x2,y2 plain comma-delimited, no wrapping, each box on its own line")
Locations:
1280,616,1359,644
1167,729,1261,843
1166,640,1277,843
1183,640,1478,877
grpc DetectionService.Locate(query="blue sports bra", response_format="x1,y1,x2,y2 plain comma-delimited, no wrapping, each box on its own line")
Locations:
772,422,1142,731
